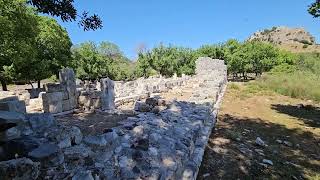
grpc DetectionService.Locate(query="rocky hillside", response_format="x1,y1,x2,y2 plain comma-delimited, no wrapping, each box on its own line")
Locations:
248,26,320,53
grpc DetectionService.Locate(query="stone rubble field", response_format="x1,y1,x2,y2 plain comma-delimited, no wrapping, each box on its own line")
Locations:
0,57,227,180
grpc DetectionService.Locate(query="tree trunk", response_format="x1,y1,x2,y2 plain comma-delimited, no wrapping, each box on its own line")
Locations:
37,80,41,89
0,79,7,91
29,81,34,89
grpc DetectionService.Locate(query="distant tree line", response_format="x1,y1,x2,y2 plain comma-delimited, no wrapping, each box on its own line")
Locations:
135,40,297,80
0,0,310,91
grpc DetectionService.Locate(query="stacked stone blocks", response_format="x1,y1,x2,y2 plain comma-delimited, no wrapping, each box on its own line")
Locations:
42,68,77,114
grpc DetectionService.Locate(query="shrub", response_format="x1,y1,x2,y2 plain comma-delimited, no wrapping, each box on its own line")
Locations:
303,44,309,48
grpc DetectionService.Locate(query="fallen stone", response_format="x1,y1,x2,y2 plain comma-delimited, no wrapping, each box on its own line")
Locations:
1,136,40,161
145,97,158,107
283,141,293,147
64,145,93,159
0,158,40,180
28,143,59,159
0,110,26,125
26,113,56,132
134,101,151,112
72,171,94,180
84,135,107,146
0,100,26,114
255,137,266,147
262,159,273,166
0,127,21,142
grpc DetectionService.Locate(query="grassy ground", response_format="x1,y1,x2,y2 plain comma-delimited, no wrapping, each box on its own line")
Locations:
198,82,320,180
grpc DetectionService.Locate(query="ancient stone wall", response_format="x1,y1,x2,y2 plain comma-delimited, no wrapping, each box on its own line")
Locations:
0,57,228,180
77,74,191,111
41,68,77,114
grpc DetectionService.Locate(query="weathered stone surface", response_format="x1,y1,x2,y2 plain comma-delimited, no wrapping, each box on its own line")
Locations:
1,136,41,161
0,58,227,179
26,113,56,132
0,158,40,180
44,83,65,93
0,127,21,142
0,111,25,125
100,78,115,111
42,92,63,113
134,101,151,112
0,111,26,142
28,143,59,159
0,100,26,114
64,144,93,159
72,171,94,180
62,99,73,111
84,135,107,146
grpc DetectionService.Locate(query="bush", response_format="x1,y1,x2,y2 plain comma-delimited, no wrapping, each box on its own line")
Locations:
299,39,313,45
255,52,320,102
303,44,308,48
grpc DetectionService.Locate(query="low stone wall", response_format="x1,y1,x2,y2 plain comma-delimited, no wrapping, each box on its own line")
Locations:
114,74,191,98
77,74,191,110
41,68,77,114
0,57,227,179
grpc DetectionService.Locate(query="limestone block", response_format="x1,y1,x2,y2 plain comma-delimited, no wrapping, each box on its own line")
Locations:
18,93,30,106
0,110,26,125
78,95,91,106
62,91,69,100
59,68,76,83
100,78,115,111
44,83,65,93
0,100,26,113
0,127,21,141
0,96,19,102
42,92,63,114
26,113,56,132
62,100,72,111
92,98,101,108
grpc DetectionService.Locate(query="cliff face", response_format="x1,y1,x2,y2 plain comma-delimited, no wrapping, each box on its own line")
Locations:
248,26,319,53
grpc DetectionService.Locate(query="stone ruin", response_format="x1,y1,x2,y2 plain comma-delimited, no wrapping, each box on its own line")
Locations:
0,57,227,180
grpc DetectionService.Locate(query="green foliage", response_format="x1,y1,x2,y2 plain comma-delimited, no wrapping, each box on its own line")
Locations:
0,0,39,88
71,41,135,81
223,40,288,77
197,44,225,59
0,0,72,90
13,16,72,82
255,52,320,102
308,1,320,18
136,44,197,77
229,83,240,90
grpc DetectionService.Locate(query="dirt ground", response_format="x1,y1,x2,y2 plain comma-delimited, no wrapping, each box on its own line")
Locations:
56,111,134,136
198,82,320,180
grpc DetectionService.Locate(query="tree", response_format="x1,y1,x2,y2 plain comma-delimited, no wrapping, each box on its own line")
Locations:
0,0,39,90
11,16,72,88
197,44,225,60
71,42,109,80
309,0,320,18
27,0,102,31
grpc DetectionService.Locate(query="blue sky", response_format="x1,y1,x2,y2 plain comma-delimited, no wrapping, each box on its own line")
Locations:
58,0,320,59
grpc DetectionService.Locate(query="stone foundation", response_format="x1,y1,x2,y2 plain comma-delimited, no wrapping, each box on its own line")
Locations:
0,57,227,179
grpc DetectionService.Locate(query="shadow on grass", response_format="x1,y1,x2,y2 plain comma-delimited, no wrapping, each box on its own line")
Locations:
271,104,320,128
198,114,320,180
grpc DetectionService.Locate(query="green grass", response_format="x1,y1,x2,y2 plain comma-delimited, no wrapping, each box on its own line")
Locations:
254,71,320,102
228,82,240,90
